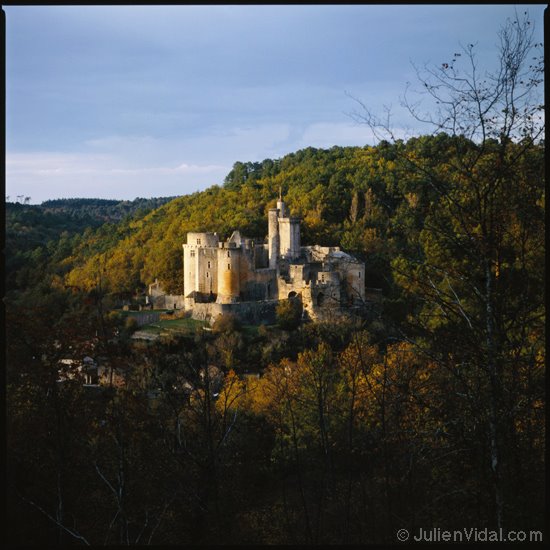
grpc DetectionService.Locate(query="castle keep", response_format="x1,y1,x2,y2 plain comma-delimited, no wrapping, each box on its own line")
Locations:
180,194,366,324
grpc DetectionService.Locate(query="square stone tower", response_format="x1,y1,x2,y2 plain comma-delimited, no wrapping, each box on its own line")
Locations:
268,192,301,267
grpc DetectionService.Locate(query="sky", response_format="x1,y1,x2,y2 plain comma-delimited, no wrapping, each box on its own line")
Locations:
4,4,546,204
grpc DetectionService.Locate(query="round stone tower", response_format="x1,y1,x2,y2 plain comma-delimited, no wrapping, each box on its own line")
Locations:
268,208,280,269
216,244,241,303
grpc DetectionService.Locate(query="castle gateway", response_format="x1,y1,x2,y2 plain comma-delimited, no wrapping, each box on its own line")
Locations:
181,194,365,324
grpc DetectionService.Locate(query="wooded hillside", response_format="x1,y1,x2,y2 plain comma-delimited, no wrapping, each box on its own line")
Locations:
6,13,545,543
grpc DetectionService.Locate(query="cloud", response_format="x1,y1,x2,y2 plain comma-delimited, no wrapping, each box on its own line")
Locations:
6,152,114,176
5,151,230,203
6,123,300,203
293,121,414,150
6,117,419,204
297,123,377,149
108,163,227,176
84,125,294,166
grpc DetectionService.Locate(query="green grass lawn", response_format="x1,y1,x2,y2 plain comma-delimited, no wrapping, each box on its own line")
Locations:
117,309,170,317
114,309,208,336
118,309,270,338
139,316,208,335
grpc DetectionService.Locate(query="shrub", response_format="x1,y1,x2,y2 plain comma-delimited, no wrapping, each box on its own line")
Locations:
276,299,302,331
212,312,242,334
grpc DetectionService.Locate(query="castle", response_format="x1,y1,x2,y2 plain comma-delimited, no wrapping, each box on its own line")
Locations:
175,193,366,324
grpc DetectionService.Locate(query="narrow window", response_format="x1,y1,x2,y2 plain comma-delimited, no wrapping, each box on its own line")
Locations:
197,238,201,245
206,272,209,278
358,272,361,278
227,251,231,258
190,250,195,258
207,261,211,268
228,264,231,270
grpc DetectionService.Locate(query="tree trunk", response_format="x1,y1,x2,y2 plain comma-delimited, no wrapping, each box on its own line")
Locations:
484,258,504,530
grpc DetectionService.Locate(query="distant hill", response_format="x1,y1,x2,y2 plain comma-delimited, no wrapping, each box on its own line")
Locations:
6,196,178,246
39,196,178,223
5,196,177,293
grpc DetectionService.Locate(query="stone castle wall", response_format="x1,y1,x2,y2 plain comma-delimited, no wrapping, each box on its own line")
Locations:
149,293,186,310
190,300,278,326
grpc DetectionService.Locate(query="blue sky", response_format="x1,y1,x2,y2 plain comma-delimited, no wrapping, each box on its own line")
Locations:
5,4,545,203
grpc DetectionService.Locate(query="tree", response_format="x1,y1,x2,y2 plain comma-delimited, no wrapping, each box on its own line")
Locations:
212,312,242,334
276,298,303,331
351,11,544,531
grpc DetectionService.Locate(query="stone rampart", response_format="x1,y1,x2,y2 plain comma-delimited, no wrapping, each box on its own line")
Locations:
190,300,278,326
131,311,162,326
